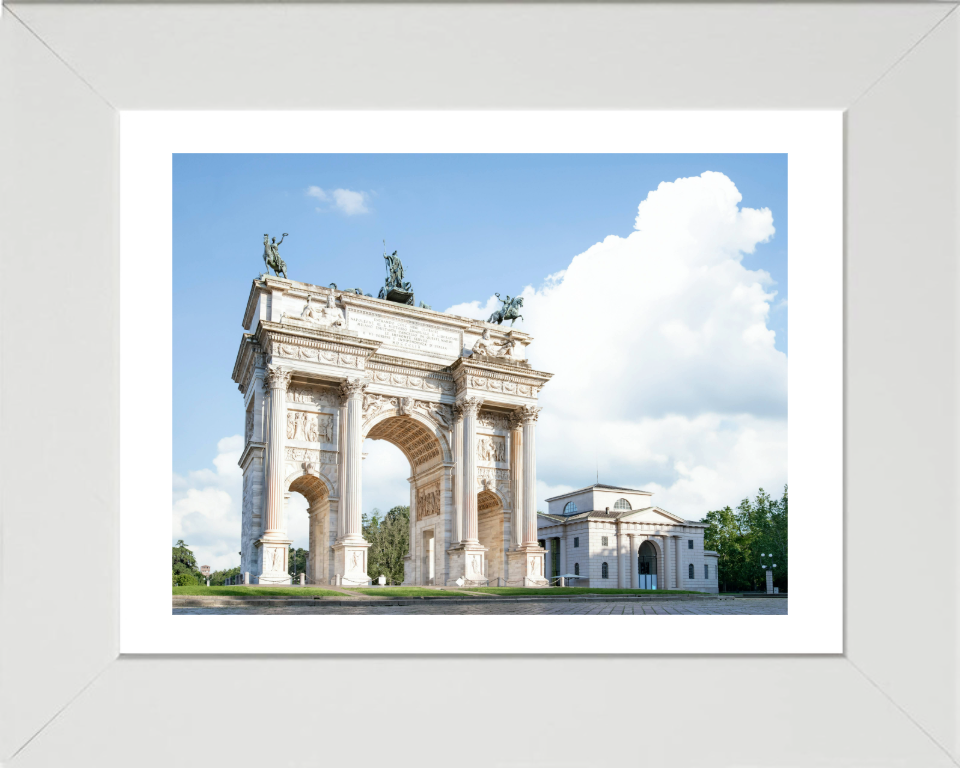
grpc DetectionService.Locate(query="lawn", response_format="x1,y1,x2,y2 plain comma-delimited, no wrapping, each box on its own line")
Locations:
467,587,706,596
349,588,471,598
173,586,345,597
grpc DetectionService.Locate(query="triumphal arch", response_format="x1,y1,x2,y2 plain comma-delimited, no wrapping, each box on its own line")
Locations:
232,257,552,587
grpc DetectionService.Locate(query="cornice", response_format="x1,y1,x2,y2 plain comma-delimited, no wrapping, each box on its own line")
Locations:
256,320,381,354
450,355,553,385
239,441,265,469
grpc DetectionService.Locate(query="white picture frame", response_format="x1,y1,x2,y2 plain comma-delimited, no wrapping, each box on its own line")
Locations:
2,3,957,766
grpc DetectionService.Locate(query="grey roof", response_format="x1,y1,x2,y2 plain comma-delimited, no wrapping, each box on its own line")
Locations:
545,483,653,502
537,506,707,526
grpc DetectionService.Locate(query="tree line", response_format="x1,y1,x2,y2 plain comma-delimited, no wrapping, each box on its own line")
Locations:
172,539,307,586
362,505,410,584
703,485,788,593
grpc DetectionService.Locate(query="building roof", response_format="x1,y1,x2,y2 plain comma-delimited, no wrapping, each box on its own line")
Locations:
544,484,653,502
537,506,707,527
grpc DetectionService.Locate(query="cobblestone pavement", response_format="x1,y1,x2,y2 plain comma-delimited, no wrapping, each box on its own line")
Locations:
174,598,786,616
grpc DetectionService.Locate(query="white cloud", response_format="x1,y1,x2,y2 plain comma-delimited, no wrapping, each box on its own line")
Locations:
173,434,415,572
173,435,245,571
306,185,370,215
362,438,413,517
446,170,787,521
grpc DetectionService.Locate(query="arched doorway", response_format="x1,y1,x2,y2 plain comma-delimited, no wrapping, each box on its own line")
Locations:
364,411,451,586
477,489,507,584
638,540,658,589
286,472,332,584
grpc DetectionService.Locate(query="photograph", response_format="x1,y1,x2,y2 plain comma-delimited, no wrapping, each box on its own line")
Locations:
171,152,789,617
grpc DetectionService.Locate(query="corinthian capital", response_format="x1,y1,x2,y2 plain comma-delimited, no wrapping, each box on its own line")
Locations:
519,404,541,424
266,366,293,391
508,410,525,431
457,396,484,418
340,377,368,400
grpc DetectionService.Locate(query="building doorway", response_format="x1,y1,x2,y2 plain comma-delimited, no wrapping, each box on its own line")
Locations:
638,540,658,589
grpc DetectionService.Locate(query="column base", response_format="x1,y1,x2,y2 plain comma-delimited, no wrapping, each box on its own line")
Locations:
333,540,372,586
446,543,489,587
255,537,293,585
505,545,548,587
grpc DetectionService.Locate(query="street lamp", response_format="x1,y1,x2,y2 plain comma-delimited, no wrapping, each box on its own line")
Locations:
760,553,778,594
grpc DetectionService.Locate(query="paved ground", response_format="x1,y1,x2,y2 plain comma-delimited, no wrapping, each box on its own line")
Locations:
174,598,787,615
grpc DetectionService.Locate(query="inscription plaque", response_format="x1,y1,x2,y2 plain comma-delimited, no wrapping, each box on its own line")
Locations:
348,308,461,358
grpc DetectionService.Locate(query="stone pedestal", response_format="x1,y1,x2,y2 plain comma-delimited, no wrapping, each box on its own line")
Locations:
255,538,293,584
507,545,548,586
447,544,488,587
333,541,372,586
766,569,774,594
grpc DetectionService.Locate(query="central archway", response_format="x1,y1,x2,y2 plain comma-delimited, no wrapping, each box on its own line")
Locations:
364,411,451,586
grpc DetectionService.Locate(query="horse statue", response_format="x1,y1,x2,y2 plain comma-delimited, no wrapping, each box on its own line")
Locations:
487,293,524,326
262,233,288,278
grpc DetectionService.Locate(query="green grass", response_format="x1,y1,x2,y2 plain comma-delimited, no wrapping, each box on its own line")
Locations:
173,586,344,597
349,588,469,598
467,587,706,596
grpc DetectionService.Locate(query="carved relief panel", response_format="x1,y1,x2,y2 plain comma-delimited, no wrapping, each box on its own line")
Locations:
286,411,334,443
416,481,442,521
477,435,506,463
287,385,337,407
245,408,254,443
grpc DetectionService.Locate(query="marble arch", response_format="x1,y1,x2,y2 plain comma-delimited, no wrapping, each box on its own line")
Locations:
232,273,553,586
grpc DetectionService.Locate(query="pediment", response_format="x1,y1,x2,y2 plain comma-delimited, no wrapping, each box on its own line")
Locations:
620,506,688,525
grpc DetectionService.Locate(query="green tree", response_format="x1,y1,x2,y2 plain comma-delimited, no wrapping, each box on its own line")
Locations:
703,485,788,592
363,505,410,584
289,548,308,579
172,540,201,586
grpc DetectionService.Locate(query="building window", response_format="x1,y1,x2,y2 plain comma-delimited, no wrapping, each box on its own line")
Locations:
613,498,632,510
688,539,694,549
602,562,609,579
601,536,609,547
704,564,709,579
574,563,580,576
563,501,578,515
688,563,694,579
574,537,579,548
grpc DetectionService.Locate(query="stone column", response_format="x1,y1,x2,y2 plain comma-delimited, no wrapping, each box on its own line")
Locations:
452,406,465,544
631,535,638,589
336,388,348,540
257,365,293,584
332,377,371,585
263,366,291,536
674,535,683,589
460,397,482,544
617,528,625,588
506,405,547,586
339,378,366,542
509,412,524,549
521,405,541,546
558,534,566,579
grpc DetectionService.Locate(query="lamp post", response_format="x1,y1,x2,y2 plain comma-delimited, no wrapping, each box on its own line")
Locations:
760,553,777,594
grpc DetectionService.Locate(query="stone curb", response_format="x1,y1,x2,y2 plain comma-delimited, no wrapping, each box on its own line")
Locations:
173,594,734,608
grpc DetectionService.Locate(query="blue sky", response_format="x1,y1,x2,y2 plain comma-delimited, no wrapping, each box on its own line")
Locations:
174,153,786,474
173,153,787,567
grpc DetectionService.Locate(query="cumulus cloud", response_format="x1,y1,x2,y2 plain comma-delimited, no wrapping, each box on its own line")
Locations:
450,171,787,520
173,434,311,572
306,185,370,215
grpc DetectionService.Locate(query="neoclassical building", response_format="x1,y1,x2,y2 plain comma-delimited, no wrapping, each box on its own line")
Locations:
537,485,719,592
232,273,553,587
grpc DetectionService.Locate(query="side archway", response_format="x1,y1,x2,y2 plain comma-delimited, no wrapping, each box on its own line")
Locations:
284,471,332,584
478,489,507,584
